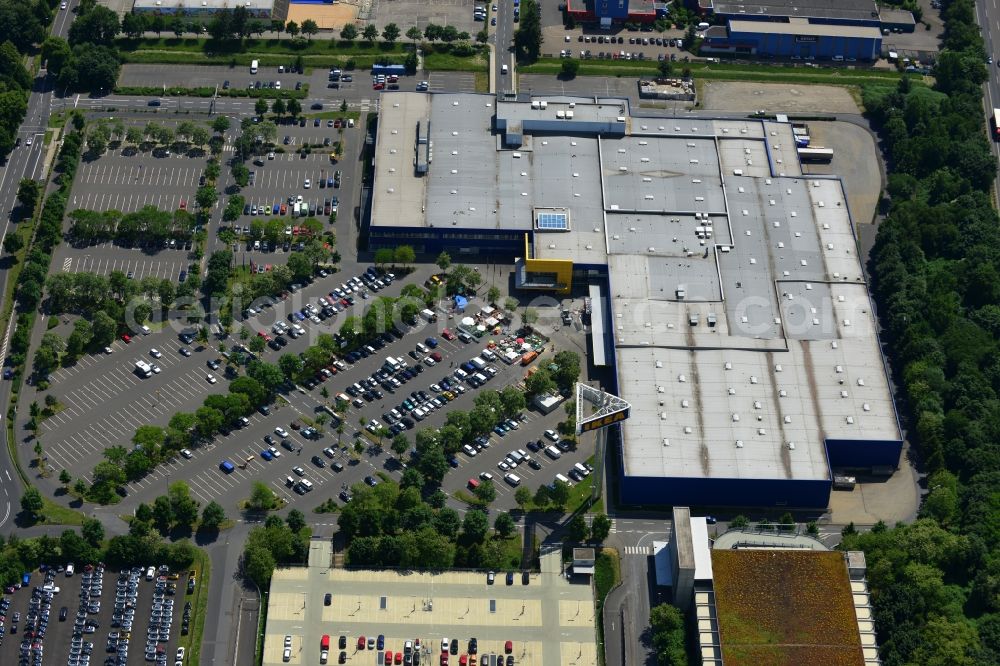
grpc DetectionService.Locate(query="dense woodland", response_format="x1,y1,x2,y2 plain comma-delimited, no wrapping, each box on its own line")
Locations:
845,0,1000,663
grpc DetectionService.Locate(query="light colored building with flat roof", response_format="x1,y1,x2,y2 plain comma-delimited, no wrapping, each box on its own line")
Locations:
364,93,901,508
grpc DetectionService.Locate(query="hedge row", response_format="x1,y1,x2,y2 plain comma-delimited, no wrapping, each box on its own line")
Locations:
114,85,308,100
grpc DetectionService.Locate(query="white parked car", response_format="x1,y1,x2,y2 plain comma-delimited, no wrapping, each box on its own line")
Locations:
304,178,311,189
275,426,289,438
180,449,193,459
149,348,162,358
205,374,217,384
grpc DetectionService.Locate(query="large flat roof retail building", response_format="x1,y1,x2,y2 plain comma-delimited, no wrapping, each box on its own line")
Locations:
365,92,902,509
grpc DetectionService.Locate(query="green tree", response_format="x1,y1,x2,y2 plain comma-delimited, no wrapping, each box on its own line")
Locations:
362,23,379,42
566,515,588,542
650,603,686,665
285,21,299,38
81,518,105,547
514,486,532,509
462,509,490,541
393,245,415,266
374,248,394,267
435,251,451,272
200,501,226,530
524,367,556,398
552,350,581,391
243,542,276,586
301,19,319,39
549,479,570,507
254,97,268,117
498,388,526,422
560,59,579,78
474,480,496,505
4,233,23,255
16,178,40,211
59,469,72,486
513,0,542,62
778,512,796,532
69,5,121,46
248,481,276,511
20,487,43,520
286,508,306,533
168,481,200,529
406,26,422,43
494,513,516,539
590,513,612,542
340,23,357,41
212,116,230,134
152,495,175,532
391,434,409,456
382,23,400,43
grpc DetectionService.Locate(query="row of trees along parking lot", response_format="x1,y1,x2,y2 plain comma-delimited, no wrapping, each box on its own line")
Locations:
6,116,83,393
839,0,1000,663
0,517,198,588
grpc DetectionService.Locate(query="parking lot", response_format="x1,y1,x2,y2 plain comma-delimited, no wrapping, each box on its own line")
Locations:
118,64,480,106
40,335,224,482
0,564,196,666
542,24,688,61
102,263,595,517
263,558,597,666
372,0,483,38
47,121,208,284
55,251,191,282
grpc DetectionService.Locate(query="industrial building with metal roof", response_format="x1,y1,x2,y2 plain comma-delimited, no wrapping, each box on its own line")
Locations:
364,92,902,509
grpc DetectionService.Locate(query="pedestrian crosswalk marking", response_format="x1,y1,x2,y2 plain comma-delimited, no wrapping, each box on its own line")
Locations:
624,546,651,555
62,258,72,272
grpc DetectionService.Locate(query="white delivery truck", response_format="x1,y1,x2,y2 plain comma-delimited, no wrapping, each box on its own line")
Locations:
470,356,487,370
419,308,438,322
134,360,153,377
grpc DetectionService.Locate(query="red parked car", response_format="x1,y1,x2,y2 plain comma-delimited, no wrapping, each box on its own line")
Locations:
121,334,131,343
357,636,366,650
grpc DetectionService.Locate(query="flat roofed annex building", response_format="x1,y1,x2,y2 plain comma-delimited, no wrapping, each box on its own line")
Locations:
131,0,278,18
365,92,901,509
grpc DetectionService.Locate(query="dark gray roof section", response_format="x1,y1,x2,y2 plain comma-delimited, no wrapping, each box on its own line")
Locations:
706,0,880,22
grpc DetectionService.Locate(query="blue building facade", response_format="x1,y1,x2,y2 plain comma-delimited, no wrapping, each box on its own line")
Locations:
703,21,882,60
727,27,881,60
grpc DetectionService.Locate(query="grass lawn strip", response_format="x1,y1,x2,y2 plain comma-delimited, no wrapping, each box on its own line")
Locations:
182,547,211,665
